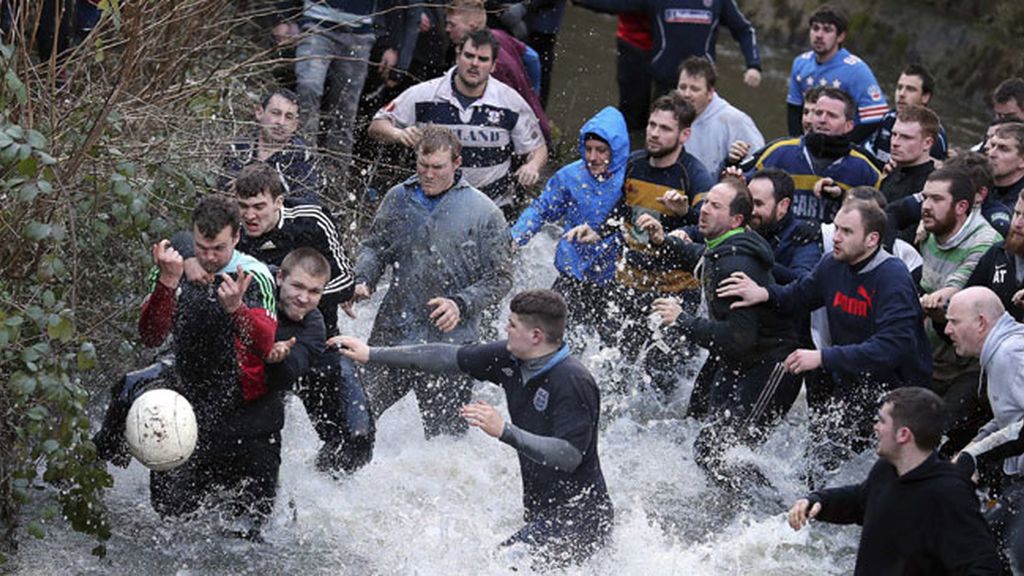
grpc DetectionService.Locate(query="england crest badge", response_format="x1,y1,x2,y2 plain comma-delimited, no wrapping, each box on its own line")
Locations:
533,388,549,412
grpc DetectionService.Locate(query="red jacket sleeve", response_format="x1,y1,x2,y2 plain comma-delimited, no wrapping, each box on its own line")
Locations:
232,270,278,402
138,281,176,347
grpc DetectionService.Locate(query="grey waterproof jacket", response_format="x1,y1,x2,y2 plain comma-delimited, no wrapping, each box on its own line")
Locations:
354,175,513,346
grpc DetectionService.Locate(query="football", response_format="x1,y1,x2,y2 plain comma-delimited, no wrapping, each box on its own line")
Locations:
124,389,198,471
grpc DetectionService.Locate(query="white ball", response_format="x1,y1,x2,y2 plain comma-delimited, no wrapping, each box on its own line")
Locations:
124,389,198,471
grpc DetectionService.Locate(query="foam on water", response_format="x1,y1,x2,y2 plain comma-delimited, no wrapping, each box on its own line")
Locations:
12,227,866,575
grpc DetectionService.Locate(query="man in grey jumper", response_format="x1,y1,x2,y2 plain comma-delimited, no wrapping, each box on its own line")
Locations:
346,125,513,437
947,286,1024,569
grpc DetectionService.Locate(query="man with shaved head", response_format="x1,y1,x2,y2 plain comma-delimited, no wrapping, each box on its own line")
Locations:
946,286,1024,568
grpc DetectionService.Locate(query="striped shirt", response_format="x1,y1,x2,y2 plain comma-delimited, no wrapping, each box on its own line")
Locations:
374,68,544,206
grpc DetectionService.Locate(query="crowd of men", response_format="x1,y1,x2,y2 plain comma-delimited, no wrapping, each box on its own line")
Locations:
88,1,1024,571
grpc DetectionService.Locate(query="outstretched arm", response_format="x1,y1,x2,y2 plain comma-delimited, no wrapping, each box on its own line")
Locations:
460,400,584,472
331,336,463,374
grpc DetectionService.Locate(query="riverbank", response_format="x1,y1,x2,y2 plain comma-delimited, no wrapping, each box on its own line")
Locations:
744,0,1023,109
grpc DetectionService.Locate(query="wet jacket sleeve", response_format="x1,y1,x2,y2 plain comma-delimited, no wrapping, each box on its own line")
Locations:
809,467,872,525
139,278,176,348
966,420,1024,466
369,343,463,373
660,235,706,272
767,257,826,314
670,253,761,357
511,172,568,244
720,0,760,70
233,272,278,401
354,190,399,288
774,226,822,284
450,211,514,320
500,422,584,472
265,312,326,392
773,242,821,284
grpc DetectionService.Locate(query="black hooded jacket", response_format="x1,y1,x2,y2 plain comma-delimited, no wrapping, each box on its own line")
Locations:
809,452,1002,576
663,228,795,365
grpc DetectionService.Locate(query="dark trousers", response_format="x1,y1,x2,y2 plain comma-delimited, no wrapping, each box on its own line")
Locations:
298,350,376,473
363,362,474,438
527,31,558,109
805,372,891,485
692,356,802,490
616,38,652,132
934,371,991,457
150,432,281,536
502,500,613,568
985,476,1024,573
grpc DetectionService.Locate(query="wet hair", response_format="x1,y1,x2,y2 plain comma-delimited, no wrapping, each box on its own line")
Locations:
993,123,1024,156
461,27,499,62
583,132,609,146
945,151,994,193
809,5,848,35
901,63,936,97
719,176,752,226
993,78,1024,109
193,194,241,238
678,56,717,89
233,162,285,199
840,199,887,239
260,88,299,111
650,92,696,130
845,185,887,209
416,125,462,161
882,387,947,451
280,247,330,282
804,85,825,105
895,104,940,143
816,86,856,122
750,168,794,203
926,167,977,210
509,289,567,344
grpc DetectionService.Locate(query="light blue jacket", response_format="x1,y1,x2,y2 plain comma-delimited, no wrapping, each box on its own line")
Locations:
511,106,629,284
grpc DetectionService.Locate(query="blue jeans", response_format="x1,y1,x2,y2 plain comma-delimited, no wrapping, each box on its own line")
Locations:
294,24,374,172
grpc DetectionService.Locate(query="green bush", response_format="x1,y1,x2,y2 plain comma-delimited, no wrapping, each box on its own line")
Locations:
0,0,273,563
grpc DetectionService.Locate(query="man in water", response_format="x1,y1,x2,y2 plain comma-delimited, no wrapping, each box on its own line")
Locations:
787,387,1002,574
649,178,801,488
138,195,279,538
719,199,932,478
348,125,512,438
333,289,613,566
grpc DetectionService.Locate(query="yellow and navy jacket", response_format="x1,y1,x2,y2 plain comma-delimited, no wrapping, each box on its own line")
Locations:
753,136,881,225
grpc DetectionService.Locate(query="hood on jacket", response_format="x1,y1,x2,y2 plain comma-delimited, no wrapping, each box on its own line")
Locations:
897,451,966,484
981,312,1024,369
578,106,630,178
704,228,775,271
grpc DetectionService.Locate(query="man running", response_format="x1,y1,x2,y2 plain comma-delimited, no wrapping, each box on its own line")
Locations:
332,289,613,566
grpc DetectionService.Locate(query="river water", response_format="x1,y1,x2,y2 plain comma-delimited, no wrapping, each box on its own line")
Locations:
12,227,876,575
9,6,993,574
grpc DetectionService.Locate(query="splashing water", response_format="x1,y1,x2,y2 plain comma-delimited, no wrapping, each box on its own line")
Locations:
13,226,869,575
